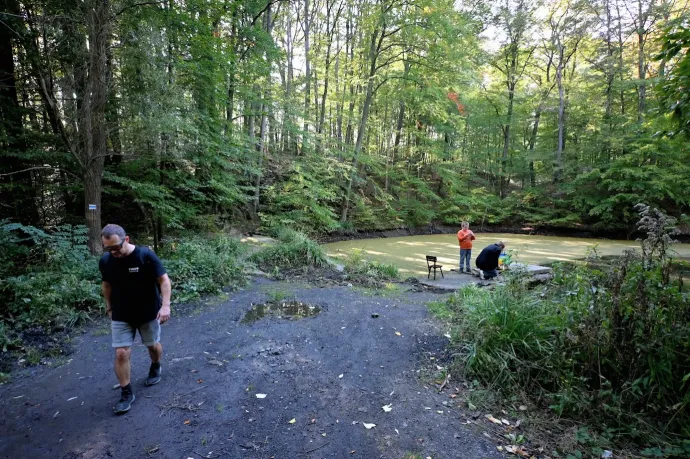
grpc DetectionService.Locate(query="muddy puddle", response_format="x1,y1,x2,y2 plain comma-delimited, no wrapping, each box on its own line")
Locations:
241,300,321,323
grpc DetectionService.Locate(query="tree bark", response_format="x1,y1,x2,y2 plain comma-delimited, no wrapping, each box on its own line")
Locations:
82,0,111,254
302,0,311,151
340,26,381,223
554,39,565,183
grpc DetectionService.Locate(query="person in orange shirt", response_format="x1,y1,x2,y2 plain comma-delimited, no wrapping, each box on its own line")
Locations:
457,221,476,273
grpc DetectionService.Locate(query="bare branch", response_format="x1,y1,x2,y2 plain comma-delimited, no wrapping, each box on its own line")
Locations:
0,167,80,179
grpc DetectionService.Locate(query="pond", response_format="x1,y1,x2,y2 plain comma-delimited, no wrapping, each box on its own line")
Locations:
323,233,690,276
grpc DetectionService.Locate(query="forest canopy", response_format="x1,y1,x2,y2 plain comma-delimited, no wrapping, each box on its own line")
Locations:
1,0,689,252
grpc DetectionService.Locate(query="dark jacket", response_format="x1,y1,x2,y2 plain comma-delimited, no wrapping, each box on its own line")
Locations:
475,244,503,270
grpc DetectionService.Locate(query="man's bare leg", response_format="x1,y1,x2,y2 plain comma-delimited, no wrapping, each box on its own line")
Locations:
147,342,162,364
145,343,163,386
115,347,131,387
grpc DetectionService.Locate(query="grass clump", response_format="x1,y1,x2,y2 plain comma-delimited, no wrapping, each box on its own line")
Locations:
435,205,690,455
344,249,399,281
249,227,329,269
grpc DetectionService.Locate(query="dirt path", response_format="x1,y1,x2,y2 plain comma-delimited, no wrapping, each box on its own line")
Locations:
0,278,503,459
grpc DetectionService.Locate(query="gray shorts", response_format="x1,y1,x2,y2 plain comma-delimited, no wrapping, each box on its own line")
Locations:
111,319,161,348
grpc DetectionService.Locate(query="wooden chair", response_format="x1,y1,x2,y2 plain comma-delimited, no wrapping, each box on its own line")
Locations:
426,255,444,280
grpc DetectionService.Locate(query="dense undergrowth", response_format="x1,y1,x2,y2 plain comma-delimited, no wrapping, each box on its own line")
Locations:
432,205,690,457
0,222,248,356
249,227,330,269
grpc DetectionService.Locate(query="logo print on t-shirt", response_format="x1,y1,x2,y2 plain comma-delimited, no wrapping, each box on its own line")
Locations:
129,267,140,273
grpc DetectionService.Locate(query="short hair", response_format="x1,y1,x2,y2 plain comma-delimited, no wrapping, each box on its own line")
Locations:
497,240,505,247
461,221,469,228
101,224,126,241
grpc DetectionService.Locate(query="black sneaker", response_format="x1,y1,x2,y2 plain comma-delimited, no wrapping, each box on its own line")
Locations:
146,363,162,386
114,389,135,414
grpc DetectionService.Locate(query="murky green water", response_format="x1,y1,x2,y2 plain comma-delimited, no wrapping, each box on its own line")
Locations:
323,233,690,276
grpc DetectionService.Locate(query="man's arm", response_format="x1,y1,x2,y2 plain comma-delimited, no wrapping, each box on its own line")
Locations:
157,274,172,324
102,281,113,319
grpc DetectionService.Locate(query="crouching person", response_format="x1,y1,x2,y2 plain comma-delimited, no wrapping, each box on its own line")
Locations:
475,241,505,280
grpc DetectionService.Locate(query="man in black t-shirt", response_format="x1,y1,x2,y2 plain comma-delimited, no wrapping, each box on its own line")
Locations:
99,224,172,415
475,241,506,280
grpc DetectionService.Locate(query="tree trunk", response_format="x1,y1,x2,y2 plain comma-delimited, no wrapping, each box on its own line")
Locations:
255,5,272,214
302,0,311,151
554,40,565,183
0,0,39,224
636,0,646,122
340,27,380,223
81,0,110,254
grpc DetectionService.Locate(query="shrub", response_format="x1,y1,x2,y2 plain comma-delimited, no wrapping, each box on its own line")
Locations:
0,224,101,339
249,227,329,269
160,235,247,303
445,205,690,449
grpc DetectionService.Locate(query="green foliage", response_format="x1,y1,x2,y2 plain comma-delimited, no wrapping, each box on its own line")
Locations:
656,16,690,138
0,223,248,352
161,235,247,303
442,207,690,450
260,156,342,234
344,250,399,281
0,224,101,343
249,227,329,269
438,186,508,226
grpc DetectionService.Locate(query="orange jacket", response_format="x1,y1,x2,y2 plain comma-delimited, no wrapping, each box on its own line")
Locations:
457,229,476,249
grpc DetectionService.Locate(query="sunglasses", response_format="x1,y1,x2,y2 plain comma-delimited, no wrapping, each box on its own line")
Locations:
103,240,126,253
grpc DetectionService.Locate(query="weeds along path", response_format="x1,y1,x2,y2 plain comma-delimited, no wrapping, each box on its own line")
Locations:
0,278,503,459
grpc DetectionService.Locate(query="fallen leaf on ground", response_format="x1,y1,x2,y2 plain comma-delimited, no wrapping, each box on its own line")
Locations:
321,433,327,437
395,332,402,336
339,374,343,379
519,405,527,411
288,418,296,424
53,411,60,419
256,394,267,399
497,446,504,452
350,451,356,454
382,404,392,412
363,423,376,429
501,418,511,425
450,394,457,399
436,410,444,414
184,420,191,425
67,397,77,401
395,429,399,435
505,445,529,457
485,414,503,425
